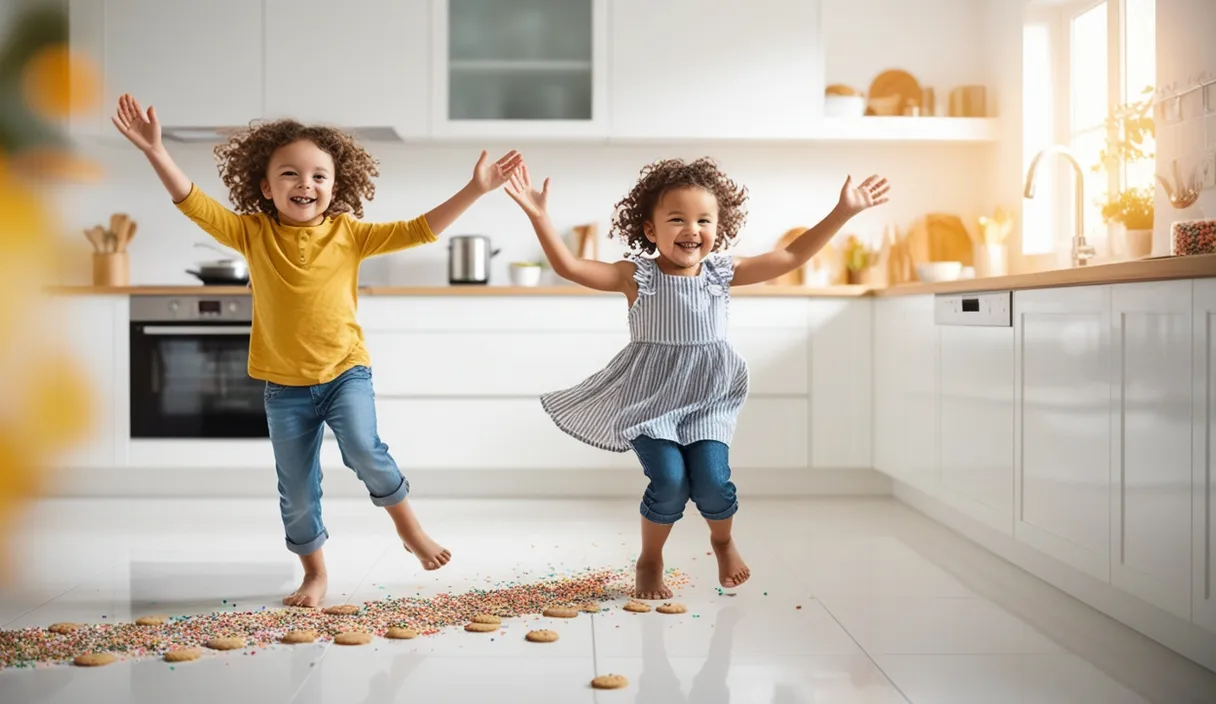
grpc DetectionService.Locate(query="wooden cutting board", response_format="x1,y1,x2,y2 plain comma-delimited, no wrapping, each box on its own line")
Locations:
905,213,974,267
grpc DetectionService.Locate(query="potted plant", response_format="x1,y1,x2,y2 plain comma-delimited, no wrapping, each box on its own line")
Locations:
842,235,878,285
1100,187,1154,257
1093,86,1155,258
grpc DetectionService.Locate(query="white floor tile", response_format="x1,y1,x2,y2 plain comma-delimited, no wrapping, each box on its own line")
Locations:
0,497,1213,704
592,601,861,660
874,653,1153,704
0,639,327,704
819,596,1065,655
290,652,598,704
791,535,977,598
593,655,905,704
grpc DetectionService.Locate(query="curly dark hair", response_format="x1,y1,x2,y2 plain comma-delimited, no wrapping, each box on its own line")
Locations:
609,157,748,255
212,119,380,220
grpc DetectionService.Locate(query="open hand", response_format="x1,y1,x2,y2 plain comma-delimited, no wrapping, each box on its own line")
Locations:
111,93,162,154
471,149,523,194
504,164,550,219
837,174,890,216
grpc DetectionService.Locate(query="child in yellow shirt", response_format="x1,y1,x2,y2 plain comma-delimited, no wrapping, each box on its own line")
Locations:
112,93,522,608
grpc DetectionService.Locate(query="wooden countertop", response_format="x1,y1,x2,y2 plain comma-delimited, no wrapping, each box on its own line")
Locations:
46,284,874,298
44,254,1216,299
874,253,1216,296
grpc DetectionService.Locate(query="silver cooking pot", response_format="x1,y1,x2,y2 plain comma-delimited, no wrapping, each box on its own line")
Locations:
448,235,500,285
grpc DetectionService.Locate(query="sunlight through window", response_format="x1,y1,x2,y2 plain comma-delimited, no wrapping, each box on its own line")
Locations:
1022,23,1056,255
1021,0,1156,258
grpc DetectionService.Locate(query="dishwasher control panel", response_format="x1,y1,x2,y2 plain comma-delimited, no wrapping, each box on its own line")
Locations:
934,291,1012,327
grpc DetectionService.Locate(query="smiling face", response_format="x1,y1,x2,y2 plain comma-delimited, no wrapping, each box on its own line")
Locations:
260,139,335,226
643,186,719,273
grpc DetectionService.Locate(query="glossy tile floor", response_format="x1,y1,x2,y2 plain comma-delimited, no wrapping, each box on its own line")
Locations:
1,497,1214,703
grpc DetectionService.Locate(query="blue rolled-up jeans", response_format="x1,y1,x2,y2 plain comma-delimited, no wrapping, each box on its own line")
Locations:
264,365,408,555
630,434,738,525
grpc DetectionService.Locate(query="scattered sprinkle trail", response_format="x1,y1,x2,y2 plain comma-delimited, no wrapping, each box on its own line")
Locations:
0,566,689,668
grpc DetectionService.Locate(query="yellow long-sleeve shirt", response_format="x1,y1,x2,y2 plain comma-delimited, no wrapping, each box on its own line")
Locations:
175,185,436,386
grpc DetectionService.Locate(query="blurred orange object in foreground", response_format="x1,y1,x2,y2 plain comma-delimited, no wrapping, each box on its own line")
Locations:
0,1,103,584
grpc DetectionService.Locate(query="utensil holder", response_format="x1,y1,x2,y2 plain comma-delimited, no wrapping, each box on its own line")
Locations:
974,243,1007,278
846,267,874,286
93,252,129,287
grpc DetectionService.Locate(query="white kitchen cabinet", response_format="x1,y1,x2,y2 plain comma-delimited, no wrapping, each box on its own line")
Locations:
810,299,872,469
67,0,106,139
431,0,609,138
264,0,430,137
103,0,262,127
872,295,938,489
1194,279,1216,633
49,296,126,470
358,295,625,333
1014,286,1112,582
937,307,1015,535
1110,281,1195,620
608,0,823,140
348,397,807,471
354,294,812,470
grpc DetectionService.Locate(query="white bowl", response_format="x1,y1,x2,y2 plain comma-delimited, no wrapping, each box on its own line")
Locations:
915,261,963,283
509,264,543,287
824,95,866,118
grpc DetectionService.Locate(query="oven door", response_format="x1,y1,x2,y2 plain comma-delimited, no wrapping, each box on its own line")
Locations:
130,322,268,438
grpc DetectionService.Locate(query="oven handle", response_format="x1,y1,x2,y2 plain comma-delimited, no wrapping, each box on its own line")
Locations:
140,326,252,335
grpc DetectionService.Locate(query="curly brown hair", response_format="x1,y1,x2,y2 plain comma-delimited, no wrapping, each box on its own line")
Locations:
212,119,380,220
609,157,748,255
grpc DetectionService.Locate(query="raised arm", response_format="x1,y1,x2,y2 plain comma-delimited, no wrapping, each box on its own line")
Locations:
504,165,634,294
111,94,191,203
423,149,523,236
732,174,890,287
113,93,251,254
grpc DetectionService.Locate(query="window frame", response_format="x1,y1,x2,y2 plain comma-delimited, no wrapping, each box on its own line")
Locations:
1022,0,1150,257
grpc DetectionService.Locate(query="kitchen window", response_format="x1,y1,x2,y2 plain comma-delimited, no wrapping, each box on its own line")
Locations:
1022,0,1156,257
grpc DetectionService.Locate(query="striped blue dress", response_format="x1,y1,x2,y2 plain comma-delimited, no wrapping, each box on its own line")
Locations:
540,253,749,452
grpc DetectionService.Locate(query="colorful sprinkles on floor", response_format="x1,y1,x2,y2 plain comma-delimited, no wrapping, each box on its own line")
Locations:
0,566,689,668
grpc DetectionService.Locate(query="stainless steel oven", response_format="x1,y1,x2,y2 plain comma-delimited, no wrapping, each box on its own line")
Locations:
129,295,267,438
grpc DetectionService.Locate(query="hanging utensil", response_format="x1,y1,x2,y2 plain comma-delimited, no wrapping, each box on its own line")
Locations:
1154,173,1175,199
1157,159,1199,209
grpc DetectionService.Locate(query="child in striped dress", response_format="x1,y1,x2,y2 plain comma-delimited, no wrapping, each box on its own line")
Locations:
505,158,889,599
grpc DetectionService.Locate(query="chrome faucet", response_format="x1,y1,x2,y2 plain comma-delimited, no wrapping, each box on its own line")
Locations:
1023,145,1097,267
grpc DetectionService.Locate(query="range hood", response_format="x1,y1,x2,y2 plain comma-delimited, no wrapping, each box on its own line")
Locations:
162,126,406,144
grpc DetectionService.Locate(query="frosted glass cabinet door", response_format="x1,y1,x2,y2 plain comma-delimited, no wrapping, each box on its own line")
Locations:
432,0,608,137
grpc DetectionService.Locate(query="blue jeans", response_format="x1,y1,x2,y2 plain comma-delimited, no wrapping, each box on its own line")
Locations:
630,435,738,525
264,365,408,555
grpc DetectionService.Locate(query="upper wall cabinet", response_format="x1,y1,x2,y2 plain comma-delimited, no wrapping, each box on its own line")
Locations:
103,0,263,127
264,0,430,137
431,0,609,138
609,0,824,140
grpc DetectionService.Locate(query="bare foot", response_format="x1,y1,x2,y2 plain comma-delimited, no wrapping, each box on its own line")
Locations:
711,538,750,588
283,572,327,608
401,532,451,571
634,557,673,600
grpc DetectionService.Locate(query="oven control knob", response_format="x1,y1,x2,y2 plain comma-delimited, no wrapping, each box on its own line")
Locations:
227,302,239,313
168,300,180,313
